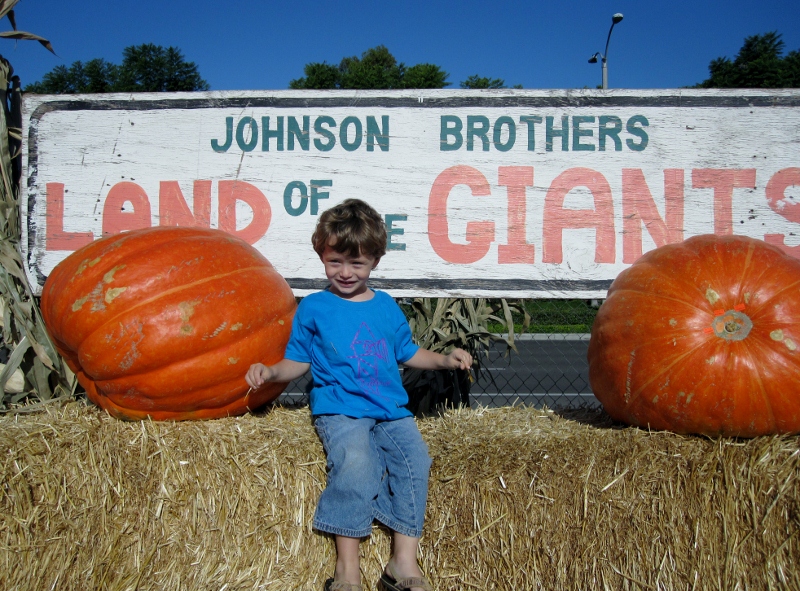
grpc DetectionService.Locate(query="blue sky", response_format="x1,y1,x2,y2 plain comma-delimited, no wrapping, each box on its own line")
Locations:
5,0,800,91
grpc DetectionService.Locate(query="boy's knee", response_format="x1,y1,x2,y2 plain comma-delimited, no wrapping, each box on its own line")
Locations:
409,435,432,468
420,449,433,472
388,437,432,478
333,447,377,480
412,446,432,477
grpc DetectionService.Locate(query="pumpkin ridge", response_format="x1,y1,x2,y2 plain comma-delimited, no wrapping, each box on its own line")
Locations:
616,260,718,308
45,227,223,290
740,339,777,434
608,287,712,321
594,300,708,358
629,240,766,312
743,275,800,317
76,264,286,347
735,238,758,294
94,372,286,420
83,299,295,381
614,338,710,410
708,237,800,318
720,240,798,317
741,329,800,431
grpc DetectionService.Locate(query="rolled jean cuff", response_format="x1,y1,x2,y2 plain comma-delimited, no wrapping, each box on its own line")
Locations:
313,514,423,539
312,519,373,539
373,510,424,538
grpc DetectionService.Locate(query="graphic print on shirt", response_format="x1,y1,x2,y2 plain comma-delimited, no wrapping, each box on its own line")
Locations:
349,322,391,398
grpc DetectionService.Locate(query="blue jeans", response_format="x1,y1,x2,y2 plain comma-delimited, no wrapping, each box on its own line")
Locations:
312,414,432,538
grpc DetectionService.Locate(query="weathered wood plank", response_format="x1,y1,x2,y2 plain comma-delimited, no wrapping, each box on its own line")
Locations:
21,89,800,297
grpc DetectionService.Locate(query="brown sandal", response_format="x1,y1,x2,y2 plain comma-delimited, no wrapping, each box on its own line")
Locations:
379,562,432,591
324,578,363,591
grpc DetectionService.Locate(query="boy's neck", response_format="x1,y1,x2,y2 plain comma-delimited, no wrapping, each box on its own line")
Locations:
329,285,375,302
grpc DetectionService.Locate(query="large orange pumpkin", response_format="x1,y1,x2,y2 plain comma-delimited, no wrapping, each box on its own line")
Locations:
588,234,800,437
41,227,296,420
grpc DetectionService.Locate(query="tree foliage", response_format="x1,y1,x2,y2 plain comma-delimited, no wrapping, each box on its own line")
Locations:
459,74,522,89
697,31,800,88
403,63,450,89
460,74,506,89
289,45,450,89
25,44,210,93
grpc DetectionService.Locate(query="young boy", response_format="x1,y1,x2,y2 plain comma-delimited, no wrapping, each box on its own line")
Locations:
246,199,472,591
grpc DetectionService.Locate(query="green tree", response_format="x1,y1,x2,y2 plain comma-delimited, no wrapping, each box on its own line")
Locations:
460,74,506,89
25,58,117,93
291,62,339,89
115,44,209,92
402,63,450,89
25,44,209,93
460,74,522,89
697,31,800,88
289,45,450,89
339,45,403,89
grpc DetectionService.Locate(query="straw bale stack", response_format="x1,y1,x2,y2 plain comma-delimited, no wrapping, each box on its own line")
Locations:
1,401,798,590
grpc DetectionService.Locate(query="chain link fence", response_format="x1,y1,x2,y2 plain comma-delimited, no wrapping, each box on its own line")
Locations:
279,299,602,411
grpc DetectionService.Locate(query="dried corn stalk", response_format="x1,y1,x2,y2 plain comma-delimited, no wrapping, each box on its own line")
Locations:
0,0,54,54
403,298,528,414
0,9,68,408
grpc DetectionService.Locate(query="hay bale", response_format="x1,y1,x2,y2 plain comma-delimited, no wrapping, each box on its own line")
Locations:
1,402,798,590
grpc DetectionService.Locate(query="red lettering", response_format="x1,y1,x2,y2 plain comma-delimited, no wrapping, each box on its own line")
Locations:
622,169,685,263
428,166,494,264
218,181,270,244
692,169,756,235
497,167,535,264
102,182,152,236
764,167,800,256
542,168,615,263
45,183,94,250
159,181,212,227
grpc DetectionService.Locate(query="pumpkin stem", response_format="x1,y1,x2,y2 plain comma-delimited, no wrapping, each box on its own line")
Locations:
711,310,752,341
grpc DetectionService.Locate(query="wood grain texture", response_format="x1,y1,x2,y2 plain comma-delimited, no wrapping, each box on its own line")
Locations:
22,89,800,298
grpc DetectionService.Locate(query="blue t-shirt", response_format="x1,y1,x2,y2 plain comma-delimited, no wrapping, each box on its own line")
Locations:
284,289,420,420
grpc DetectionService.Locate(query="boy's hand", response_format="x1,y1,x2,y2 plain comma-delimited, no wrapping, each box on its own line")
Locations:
246,363,274,389
402,348,473,372
245,359,310,387
446,348,473,371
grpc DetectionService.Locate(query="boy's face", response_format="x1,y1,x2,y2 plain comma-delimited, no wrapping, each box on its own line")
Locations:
321,244,380,301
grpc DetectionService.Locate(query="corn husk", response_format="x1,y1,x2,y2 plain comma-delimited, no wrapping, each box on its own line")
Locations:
0,360,23,391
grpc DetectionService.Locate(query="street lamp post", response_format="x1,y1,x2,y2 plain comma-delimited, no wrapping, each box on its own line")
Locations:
588,13,624,89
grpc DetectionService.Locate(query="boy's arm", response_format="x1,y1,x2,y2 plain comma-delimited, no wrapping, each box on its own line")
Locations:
402,347,473,371
246,359,310,389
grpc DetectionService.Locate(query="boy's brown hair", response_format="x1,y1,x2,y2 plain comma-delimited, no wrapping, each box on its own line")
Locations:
311,199,387,259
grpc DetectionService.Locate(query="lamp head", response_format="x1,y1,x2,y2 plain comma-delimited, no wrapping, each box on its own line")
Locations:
612,13,624,24
588,53,600,64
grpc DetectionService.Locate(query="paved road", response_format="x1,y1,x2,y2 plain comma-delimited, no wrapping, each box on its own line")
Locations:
468,334,598,408
280,334,600,409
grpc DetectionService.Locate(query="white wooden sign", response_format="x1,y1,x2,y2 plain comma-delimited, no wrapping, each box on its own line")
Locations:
22,89,800,297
